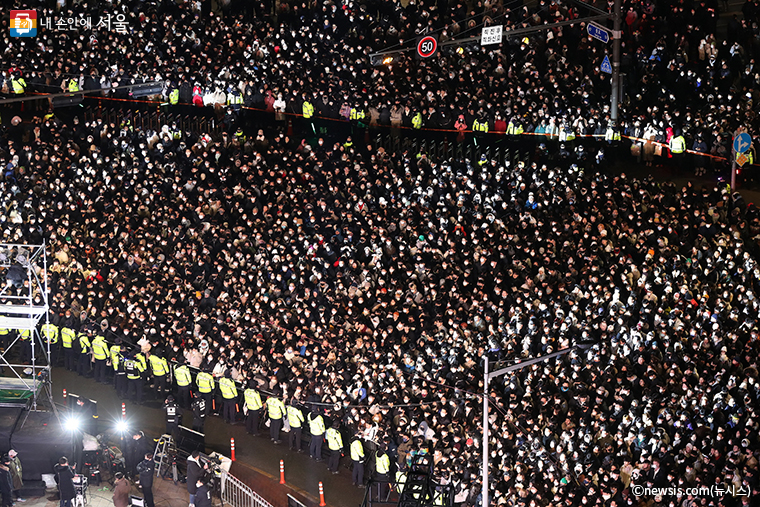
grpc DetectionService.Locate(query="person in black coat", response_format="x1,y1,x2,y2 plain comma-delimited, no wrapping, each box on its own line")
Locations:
136,452,155,507
54,457,76,507
194,479,212,507
186,451,207,506
127,432,152,479
0,457,13,507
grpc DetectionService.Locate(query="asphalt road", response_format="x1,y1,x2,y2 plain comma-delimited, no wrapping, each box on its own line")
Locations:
50,367,366,507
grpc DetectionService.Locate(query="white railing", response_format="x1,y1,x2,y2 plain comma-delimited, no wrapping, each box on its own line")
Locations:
220,469,274,507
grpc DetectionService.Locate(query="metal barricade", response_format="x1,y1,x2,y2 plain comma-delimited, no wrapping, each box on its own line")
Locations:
220,469,273,507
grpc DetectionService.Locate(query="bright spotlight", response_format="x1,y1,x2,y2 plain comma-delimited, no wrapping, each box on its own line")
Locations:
382,56,394,65
64,415,81,432
115,420,129,434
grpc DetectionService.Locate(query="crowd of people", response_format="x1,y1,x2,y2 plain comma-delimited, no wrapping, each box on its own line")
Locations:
1,0,760,506
2,102,760,505
1,0,759,176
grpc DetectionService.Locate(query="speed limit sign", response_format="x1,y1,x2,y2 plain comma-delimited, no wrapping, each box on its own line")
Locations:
417,35,438,58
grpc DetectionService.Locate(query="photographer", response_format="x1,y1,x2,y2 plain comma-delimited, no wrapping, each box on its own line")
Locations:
136,452,155,507
186,451,207,507
54,457,76,507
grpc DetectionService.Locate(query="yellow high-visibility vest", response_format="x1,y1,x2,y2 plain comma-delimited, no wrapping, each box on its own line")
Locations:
412,113,422,129
244,389,263,410
737,150,754,164
196,371,214,393
670,135,686,154
395,471,407,493
110,345,121,370
42,323,59,344
78,332,90,353
219,377,238,399
325,427,342,450
11,78,25,94
303,101,314,119
61,328,76,348
149,355,168,376
91,336,107,360
287,406,304,427
266,397,285,419
376,453,390,474
174,364,192,387
350,439,364,461
309,413,325,436
350,108,366,121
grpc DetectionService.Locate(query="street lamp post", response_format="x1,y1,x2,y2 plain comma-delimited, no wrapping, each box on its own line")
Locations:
481,344,592,507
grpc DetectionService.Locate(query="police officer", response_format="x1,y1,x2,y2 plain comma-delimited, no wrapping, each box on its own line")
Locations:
173,359,192,409
395,463,408,496
169,86,179,106
60,317,77,371
325,420,343,474
76,329,91,377
113,342,128,399
191,395,206,433
302,93,315,133
164,395,180,437
195,367,214,417
126,352,146,405
375,444,391,499
41,320,59,367
350,435,366,487
90,333,108,383
265,391,285,444
18,328,32,363
110,339,123,383
287,400,305,452
148,350,169,397
0,327,10,359
243,381,263,436
219,371,238,424
308,408,325,461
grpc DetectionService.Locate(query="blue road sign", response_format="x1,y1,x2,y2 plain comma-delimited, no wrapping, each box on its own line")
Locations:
587,22,610,44
600,55,612,74
734,132,751,153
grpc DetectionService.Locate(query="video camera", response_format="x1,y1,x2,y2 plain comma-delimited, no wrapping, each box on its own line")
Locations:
198,452,222,476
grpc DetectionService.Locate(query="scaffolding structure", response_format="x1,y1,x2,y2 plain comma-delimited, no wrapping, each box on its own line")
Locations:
0,243,57,423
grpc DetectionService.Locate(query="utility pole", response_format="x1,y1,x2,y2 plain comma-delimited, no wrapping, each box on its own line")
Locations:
610,0,622,126
481,344,592,507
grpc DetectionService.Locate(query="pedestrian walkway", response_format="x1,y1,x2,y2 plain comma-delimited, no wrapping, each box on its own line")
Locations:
20,472,188,507
51,368,364,507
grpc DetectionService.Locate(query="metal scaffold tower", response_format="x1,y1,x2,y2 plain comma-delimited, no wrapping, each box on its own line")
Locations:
0,243,57,424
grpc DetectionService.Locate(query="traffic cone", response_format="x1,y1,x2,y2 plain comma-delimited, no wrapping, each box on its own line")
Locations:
231,438,236,461
63,389,67,406
319,482,326,507
279,460,285,484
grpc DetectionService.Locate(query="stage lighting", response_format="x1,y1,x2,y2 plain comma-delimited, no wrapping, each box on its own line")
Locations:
115,420,129,434
64,415,81,432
